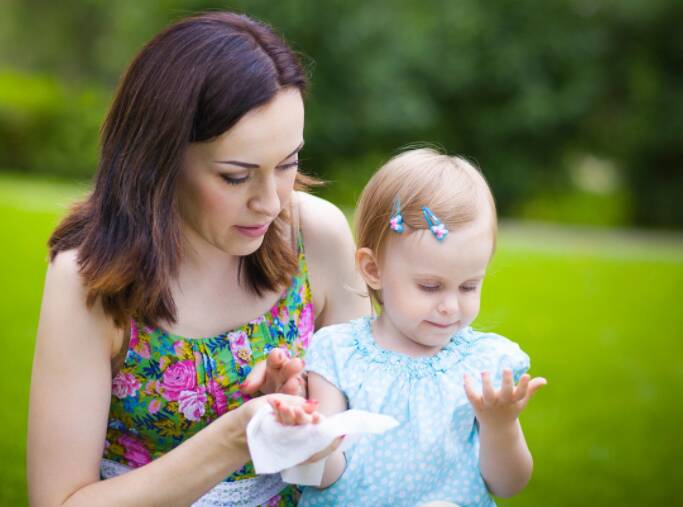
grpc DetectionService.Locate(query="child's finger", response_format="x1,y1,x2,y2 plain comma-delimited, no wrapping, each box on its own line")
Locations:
514,374,530,402
524,377,548,401
303,399,319,414
293,407,310,425
268,398,286,423
501,369,514,402
463,373,481,407
481,371,496,406
280,405,297,425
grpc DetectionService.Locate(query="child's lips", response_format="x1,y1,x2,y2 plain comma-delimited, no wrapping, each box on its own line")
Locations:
425,320,458,329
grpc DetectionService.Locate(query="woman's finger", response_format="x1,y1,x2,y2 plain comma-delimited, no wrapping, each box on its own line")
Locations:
240,359,267,395
281,356,304,380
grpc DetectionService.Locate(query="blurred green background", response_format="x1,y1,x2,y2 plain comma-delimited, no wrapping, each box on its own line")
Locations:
1,0,682,505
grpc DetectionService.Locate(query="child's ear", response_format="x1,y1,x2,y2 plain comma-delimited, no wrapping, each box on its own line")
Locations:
356,247,381,290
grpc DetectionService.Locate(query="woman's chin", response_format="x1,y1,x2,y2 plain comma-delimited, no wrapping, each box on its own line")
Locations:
226,236,266,257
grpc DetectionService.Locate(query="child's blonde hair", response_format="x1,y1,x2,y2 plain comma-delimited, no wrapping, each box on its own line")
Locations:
354,147,497,306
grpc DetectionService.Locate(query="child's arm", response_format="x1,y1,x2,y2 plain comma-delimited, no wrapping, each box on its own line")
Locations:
307,372,349,488
464,369,547,498
269,372,349,488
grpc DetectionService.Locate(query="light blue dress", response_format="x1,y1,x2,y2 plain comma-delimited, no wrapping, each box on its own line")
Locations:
299,316,530,507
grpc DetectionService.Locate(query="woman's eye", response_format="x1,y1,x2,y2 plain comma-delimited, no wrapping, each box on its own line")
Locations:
220,174,249,185
278,160,299,170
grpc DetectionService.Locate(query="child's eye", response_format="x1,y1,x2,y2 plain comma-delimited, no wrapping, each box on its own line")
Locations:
460,285,478,293
418,284,440,292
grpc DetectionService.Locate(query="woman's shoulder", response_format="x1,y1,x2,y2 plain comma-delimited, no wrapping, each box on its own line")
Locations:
295,192,370,325
296,191,350,245
46,248,121,355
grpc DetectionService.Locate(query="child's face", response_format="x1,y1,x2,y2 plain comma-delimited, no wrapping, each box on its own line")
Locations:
376,217,494,355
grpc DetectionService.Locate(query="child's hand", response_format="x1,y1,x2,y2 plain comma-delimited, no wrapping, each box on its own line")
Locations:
268,397,322,425
267,397,346,465
463,369,547,427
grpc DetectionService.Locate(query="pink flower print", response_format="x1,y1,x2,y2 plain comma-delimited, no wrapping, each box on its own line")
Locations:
130,326,151,359
178,388,207,422
298,303,314,349
279,306,290,324
159,360,197,402
129,322,139,347
228,330,253,367
112,372,141,399
207,380,228,416
117,434,151,468
148,398,162,415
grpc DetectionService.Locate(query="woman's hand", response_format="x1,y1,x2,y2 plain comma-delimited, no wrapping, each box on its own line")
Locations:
240,348,306,397
463,369,547,428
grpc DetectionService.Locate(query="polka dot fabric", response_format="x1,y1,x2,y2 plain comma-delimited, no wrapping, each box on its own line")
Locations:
299,316,530,507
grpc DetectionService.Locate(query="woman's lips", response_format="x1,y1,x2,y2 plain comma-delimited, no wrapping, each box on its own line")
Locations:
234,223,270,238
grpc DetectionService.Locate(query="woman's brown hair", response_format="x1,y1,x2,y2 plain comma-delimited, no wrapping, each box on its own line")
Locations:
49,12,314,328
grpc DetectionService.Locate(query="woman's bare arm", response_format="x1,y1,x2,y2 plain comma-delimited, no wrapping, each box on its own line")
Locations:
27,250,288,507
298,192,371,328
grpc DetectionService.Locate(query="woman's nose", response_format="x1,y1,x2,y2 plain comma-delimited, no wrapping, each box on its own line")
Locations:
248,176,280,218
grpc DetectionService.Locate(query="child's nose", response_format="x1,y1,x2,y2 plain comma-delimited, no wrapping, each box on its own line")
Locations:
437,294,459,315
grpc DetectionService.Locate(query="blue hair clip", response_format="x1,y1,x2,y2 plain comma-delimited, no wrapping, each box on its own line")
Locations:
389,197,404,233
422,206,448,241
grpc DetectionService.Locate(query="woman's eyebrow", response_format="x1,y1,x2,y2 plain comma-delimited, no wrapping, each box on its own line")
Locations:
214,141,305,169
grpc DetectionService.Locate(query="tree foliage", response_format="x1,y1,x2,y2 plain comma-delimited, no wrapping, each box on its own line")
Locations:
0,0,681,226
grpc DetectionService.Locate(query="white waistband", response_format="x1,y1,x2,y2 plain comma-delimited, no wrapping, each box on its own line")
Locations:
100,458,286,507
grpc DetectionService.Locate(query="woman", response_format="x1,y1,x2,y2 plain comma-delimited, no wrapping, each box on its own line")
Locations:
27,11,368,506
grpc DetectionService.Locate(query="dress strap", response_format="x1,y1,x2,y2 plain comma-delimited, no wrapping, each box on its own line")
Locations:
290,192,304,255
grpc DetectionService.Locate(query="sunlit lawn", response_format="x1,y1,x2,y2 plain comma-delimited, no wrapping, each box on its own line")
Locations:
1,173,682,506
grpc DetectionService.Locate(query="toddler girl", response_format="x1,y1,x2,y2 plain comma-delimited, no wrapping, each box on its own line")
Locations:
270,148,547,506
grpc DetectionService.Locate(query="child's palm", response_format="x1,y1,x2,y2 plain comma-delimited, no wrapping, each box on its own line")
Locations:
464,369,546,426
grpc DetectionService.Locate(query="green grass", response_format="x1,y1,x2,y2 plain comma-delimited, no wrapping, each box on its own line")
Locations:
1,173,682,506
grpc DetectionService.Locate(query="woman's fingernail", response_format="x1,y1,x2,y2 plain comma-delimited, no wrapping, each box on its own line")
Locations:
239,380,249,390
305,399,319,405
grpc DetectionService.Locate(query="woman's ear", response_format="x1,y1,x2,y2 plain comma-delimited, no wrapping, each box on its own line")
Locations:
356,247,381,290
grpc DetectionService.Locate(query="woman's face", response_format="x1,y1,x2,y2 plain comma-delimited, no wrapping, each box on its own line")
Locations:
177,87,305,257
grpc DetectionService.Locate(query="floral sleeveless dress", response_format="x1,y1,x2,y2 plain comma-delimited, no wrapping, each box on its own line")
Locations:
102,237,314,506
